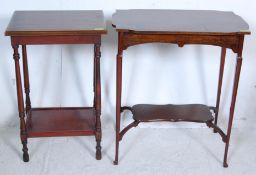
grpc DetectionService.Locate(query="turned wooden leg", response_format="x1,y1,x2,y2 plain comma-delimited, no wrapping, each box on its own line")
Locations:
94,43,102,160
223,36,244,167
13,45,29,162
114,32,123,165
93,43,97,109
214,47,226,132
22,45,31,114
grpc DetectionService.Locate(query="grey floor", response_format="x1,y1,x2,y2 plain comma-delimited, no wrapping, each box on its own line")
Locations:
0,126,255,175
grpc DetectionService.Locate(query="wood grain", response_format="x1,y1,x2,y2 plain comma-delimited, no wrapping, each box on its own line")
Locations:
112,9,250,35
27,107,96,137
131,104,214,122
113,9,250,166
5,10,107,36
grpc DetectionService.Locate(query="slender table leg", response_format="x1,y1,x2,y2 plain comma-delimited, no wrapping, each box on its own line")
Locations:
12,45,29,162
114,32,123,165
223,36,244,167
95,43,102,160
93,43,97,108
22,45,31,114
214,47,226,131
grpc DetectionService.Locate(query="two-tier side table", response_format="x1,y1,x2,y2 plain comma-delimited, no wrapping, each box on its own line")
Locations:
5,10,106,162
112,9,250,167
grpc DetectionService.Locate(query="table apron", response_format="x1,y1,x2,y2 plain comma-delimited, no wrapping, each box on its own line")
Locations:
122,33,240,53
11,35,101,45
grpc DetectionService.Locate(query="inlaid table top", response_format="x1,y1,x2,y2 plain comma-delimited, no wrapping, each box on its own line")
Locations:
5,10,107,36
112,9,250,35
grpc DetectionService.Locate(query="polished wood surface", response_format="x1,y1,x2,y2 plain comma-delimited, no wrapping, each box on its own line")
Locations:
5,10,107,36
6,10,105,162
27,108,95,137
132,104,214,122
12,45,29,162
112,9,250,167
112,9,250,35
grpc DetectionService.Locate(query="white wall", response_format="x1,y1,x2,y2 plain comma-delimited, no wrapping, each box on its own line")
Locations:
1,0,255,130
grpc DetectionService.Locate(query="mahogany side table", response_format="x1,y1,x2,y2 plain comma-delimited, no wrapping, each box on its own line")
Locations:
5,10,106,162
112,9,250,167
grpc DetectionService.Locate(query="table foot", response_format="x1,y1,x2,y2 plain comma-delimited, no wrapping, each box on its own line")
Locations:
96,149,102,160
113,160,118,165
23,153,29,162
22,140,29,162
95,130,102,160
223,162,228,168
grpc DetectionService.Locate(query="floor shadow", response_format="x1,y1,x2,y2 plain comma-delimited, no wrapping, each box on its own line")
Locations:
216,50,236,128
0,16,20,128
179,128,223,165
73,136,95,159
0,126,20,158
101,129,115,163
195,46,208,104
101,18,118,129
61,45,91,106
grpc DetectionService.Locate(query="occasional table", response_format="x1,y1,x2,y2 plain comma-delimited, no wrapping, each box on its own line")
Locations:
5,10,106,162
112,9,250,167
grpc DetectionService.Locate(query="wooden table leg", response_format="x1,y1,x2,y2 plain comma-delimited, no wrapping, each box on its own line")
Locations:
214,47,226,130
95,43,102,160
114,32,123,165
22,45,32,115
12,45,29,162
223,36,244,167
93,43,97,109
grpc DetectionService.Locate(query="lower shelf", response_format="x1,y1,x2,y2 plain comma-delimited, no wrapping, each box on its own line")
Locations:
131,104,214,123
26,107,96,138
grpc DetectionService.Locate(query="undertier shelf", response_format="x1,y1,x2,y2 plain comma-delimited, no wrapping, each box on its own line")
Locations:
131,104,214,123
26,107,96,137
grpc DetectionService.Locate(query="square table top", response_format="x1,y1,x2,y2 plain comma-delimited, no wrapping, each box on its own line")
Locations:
112,9,250,35
5,10,107,36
